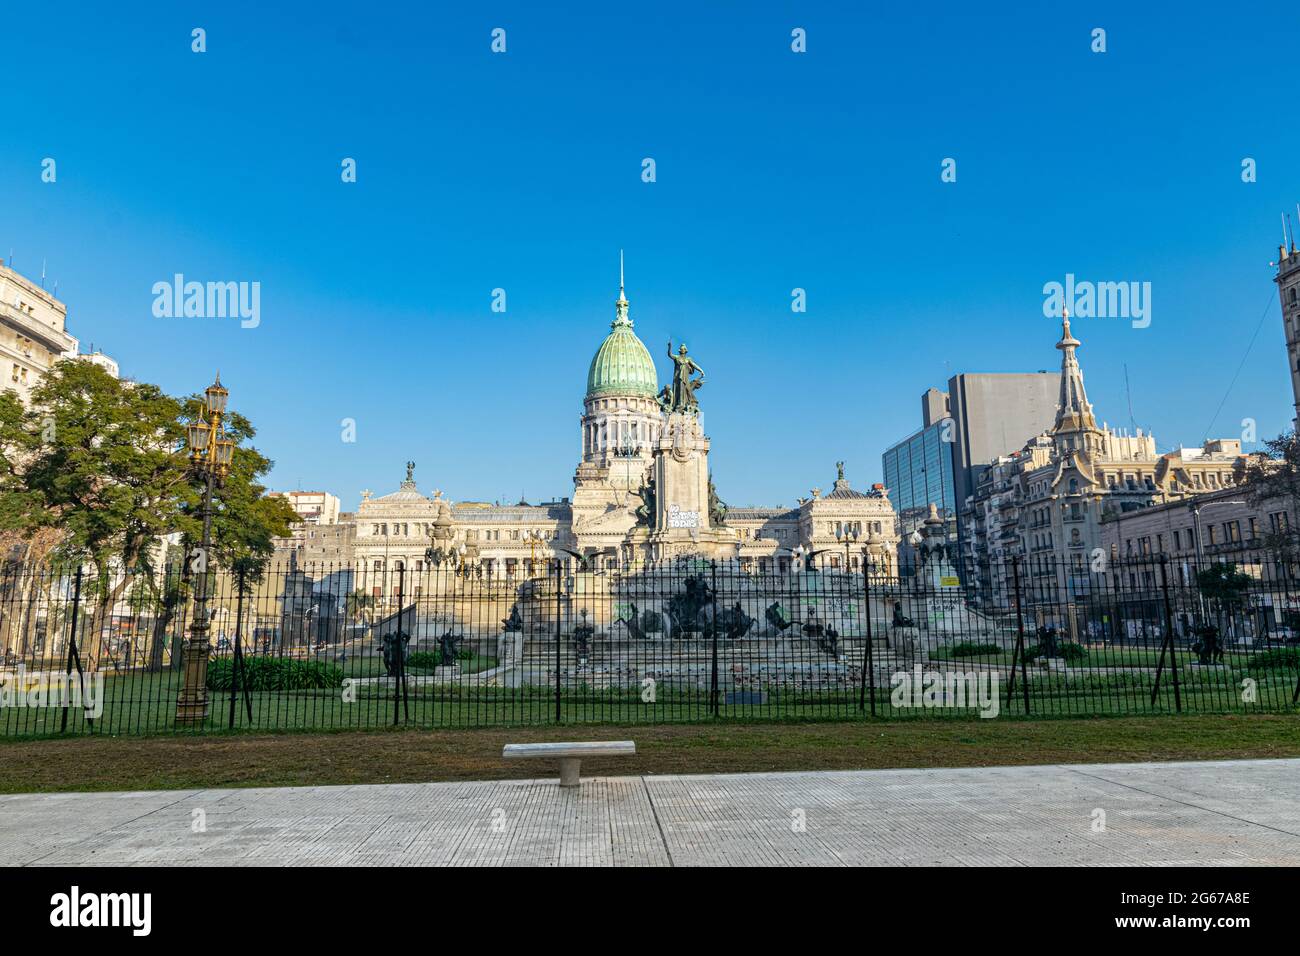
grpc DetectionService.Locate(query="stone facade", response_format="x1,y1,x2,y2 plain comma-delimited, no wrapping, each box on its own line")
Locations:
273,490,341,526
0,262,78,403
1098,485,1290,584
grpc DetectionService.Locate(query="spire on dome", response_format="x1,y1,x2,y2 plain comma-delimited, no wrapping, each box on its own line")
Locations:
613,249,631,328
1053,307,1097,433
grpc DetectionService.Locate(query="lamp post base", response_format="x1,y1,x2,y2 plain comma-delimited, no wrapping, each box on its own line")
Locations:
174,638,211,725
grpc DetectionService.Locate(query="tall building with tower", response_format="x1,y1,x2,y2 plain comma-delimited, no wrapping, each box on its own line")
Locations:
1275,226,1300,426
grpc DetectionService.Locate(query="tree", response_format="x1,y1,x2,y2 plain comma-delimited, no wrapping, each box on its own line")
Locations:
1239,432,1300,568
1196,562,1253,646
142,401,296,671
0,362,296,670
0,362,189,667
0,526,64,660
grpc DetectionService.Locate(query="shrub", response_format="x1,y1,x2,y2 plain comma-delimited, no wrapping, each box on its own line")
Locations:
1247,647,1300,671
206,656,344,691
406,651,442,669
406,649,474,669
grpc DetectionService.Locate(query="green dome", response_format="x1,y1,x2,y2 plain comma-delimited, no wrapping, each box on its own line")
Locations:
586,303,658,399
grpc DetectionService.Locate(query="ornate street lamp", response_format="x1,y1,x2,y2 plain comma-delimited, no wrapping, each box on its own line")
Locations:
175,374,235,725
525,529,547,575
835,525,860,571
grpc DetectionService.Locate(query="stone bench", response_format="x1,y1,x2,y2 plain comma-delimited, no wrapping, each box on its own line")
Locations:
502,740,636,787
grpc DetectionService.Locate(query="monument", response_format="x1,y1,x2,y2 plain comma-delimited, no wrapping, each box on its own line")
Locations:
916,503,964,633
648,340,735,559
346,261,901,585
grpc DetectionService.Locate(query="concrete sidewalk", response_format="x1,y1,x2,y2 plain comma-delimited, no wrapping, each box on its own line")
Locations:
3,759,1298,866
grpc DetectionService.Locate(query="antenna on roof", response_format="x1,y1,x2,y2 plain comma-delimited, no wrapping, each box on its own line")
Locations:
1290,213,1298,254
40,259,46,289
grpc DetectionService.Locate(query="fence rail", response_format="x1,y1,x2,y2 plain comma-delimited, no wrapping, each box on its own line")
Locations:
1,553,1297,737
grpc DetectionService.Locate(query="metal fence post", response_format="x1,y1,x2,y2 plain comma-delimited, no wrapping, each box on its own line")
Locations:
859,564,875,715
60,565,86,733
1151,558,1182,713
1007,556,1030,714
554,559,562,724
393,566,408,726
1154,557,1182,713
229,565,251,729
709,560,720,718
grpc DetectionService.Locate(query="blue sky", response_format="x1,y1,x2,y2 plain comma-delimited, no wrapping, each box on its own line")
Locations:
3,1,1298,510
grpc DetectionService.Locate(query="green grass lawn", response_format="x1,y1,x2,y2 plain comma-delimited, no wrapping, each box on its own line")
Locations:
1,713,1298,793
2,661,1296,739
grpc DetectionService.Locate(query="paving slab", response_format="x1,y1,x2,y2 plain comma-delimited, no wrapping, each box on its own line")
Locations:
2,759,1298,866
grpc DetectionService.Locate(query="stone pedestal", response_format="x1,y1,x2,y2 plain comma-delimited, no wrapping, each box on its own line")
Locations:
649,411,736,559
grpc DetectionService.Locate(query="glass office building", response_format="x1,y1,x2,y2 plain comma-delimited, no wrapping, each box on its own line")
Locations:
881,420,957,573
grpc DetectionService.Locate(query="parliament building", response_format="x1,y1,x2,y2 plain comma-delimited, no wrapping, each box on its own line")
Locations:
287,272,899,600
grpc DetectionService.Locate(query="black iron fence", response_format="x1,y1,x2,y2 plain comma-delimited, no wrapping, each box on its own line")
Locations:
1,553,1297,736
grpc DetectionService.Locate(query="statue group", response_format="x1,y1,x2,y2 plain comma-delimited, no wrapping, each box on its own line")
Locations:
659,340,705,414
380,631,410,676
